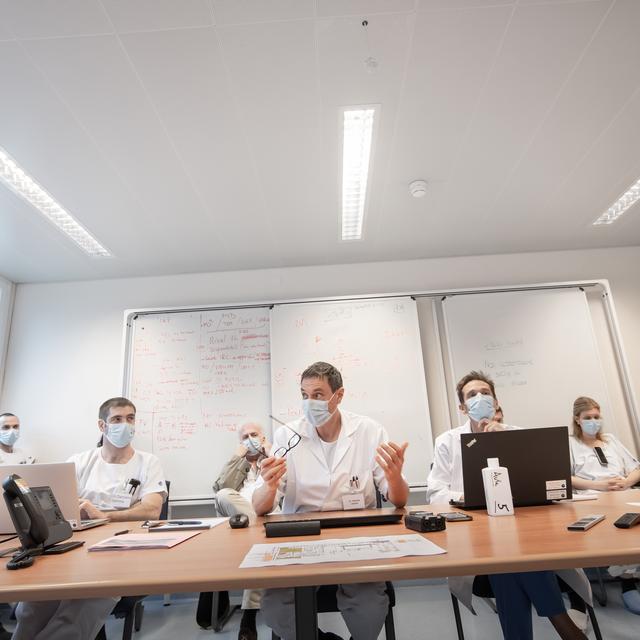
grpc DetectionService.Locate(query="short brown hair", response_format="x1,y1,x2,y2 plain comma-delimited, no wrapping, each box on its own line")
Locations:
301,362,343,392
572,396,601,440
456,370,496,404
99,397,136,422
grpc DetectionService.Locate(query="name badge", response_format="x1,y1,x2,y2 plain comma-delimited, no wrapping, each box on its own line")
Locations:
111,493,133,509
342,493,365,510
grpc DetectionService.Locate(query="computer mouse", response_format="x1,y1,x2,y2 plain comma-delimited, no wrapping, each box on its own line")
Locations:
229,514,249,529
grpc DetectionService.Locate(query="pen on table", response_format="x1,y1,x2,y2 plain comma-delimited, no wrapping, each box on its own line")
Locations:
113,529,130,536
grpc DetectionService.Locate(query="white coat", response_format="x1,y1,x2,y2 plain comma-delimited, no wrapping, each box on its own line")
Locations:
427,421,593,612
256,410,397,514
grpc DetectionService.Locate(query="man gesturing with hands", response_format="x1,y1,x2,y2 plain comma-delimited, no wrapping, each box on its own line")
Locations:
253,361,409,640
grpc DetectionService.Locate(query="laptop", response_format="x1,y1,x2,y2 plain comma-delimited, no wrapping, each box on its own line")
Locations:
456,426,572,509
0,462,108,533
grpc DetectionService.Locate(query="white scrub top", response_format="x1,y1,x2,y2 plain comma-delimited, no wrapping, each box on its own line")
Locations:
0,447,35,465
256,410,399,514
426,420,519,505
570,434,639,485
67,447,167,511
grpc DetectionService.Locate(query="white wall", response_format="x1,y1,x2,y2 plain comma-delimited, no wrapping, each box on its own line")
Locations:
2,245,640,463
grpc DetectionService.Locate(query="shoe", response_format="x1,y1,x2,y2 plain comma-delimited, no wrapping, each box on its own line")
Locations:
567,608,589,633
237,628,257,640
622,589,640,615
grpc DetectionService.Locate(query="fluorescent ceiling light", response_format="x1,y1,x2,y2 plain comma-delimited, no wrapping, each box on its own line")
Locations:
342,107,376,241
593,177,640,226
0,146,111,256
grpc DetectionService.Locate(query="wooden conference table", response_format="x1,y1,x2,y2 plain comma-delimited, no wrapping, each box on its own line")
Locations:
1,491,639,639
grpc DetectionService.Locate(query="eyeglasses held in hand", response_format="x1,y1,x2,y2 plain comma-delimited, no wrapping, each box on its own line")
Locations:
269,414,302,459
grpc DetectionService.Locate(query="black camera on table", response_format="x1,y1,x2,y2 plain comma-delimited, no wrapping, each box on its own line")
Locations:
404,511,446,533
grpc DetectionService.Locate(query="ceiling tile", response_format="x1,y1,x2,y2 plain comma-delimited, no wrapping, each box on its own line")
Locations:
101,0,213,33
436,0,611,224
490,0,640,230
217,19,321,246
211,0,314,25
120,27,279,255
317,0,416,17
0,0,112,39
21,34,231,261
378,5,513,245
418,0,513,9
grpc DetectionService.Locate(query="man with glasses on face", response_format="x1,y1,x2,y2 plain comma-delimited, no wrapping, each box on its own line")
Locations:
253,361,409,640
213,422,271,640
13,397,167,640
0,413,35,465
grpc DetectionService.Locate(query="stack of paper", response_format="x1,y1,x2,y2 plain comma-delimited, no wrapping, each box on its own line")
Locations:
89,531,200,551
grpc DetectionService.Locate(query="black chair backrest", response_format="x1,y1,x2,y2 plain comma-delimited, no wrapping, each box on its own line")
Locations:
159,480,171,520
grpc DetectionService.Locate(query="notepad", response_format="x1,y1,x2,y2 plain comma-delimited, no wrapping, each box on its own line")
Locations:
88,531,200,551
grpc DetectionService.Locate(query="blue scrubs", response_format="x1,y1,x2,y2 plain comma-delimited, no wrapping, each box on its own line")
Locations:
488,571,566,640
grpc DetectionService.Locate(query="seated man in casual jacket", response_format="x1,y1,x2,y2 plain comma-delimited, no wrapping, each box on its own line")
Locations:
213,422,271,640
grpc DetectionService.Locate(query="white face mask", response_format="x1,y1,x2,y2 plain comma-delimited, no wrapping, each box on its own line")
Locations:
465,393,495,423
0,428,20,447
302,391,338,428
104,422,135,448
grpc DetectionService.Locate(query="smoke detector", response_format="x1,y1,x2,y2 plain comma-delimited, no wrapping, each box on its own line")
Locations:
409,180,428,198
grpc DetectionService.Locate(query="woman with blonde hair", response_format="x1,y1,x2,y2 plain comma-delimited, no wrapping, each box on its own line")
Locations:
570,396,640,492
570,396,640,615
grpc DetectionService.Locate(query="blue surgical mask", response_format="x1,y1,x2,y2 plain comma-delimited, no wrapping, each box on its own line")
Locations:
105,422,135,448
302,392,338,428
465,393,495,423
0,428,20,447
581,419,602,437
243,436,263,456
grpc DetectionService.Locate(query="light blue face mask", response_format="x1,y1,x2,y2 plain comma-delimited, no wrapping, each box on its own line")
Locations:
581,419,602,437
243,436,263,456
465,393,495,423
302,392,338,428
0,428,20,447
105,422,135,448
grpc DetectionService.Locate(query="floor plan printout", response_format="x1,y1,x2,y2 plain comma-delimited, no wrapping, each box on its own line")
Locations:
239,534,446,568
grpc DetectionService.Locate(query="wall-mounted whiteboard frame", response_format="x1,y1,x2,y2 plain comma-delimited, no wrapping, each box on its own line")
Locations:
121,279,639,502
0,276,15,398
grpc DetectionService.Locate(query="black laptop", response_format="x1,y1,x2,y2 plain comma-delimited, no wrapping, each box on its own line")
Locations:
456,426,572,509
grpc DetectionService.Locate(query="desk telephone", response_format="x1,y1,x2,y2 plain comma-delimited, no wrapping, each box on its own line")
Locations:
2,474,82,569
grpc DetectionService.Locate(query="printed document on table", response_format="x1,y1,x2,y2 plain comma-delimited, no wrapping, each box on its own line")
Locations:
89,531,200,551
239,534,446,568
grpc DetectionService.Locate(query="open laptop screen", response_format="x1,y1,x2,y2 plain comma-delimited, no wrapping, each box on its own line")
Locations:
459,426,572,509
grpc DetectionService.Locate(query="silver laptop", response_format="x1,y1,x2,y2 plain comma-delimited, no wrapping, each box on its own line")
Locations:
0,462,108,533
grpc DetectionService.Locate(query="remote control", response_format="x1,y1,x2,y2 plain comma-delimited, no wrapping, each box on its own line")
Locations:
567,514,605,531
614,513,640,529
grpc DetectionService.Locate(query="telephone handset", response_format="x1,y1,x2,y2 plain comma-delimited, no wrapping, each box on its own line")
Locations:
2,474,77,569
3,474,50,549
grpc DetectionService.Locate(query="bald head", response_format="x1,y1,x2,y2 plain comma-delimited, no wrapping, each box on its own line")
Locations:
238,423,264,442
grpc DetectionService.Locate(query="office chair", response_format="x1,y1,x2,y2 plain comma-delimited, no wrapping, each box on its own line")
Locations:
449,575,604,640
95,481,171,640
270,583,397,640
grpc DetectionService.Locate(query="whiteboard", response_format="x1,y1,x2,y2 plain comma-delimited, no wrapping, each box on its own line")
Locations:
127,308,271,500
270,297,433,486
443,289,613,430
